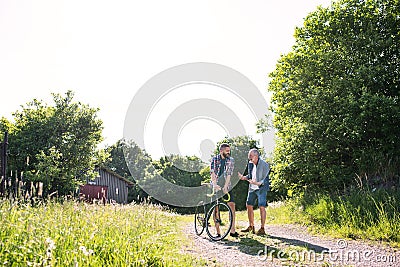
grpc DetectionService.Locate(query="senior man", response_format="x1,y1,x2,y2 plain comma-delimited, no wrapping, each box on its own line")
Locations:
238,148,270,235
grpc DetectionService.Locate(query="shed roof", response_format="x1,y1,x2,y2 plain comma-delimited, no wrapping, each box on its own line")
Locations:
97,167,135,186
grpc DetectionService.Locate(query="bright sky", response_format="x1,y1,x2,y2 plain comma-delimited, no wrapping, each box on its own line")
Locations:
0,0,332,159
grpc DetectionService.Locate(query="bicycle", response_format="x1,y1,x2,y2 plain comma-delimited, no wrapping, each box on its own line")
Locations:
194,186,233,241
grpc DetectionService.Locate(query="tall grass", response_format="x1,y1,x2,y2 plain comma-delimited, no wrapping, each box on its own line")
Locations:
0,200,204,266
278,189,400,245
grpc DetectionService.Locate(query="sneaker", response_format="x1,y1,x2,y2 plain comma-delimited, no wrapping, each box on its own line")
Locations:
256,227,266,236
230,232,239,237
241,225,255,234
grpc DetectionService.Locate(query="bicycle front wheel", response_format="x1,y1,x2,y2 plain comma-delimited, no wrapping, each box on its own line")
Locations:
205,202,233,241
194,203,206,236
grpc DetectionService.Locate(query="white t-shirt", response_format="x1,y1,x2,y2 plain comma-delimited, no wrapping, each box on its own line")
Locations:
250,163,259,190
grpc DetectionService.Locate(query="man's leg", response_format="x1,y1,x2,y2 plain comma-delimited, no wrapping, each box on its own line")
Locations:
241,190,256,233
228,201,236,233
260,206,266,228
247,204,255,226
256,189,268,235
240,204,255,234
214,205,221,235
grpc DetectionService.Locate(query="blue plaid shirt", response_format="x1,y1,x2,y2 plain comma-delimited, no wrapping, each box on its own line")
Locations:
210,154,234,183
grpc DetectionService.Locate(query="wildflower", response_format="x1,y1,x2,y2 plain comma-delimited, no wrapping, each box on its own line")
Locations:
45,237,56,260
79,245,94,256
46,238,56,250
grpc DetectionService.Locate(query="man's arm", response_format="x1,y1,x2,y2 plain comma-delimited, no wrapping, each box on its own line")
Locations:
211,171,219,188
257,161,270,187
210,157,221,190
224,158,234,192
238,172,249,180
245,161,268,187
223,175,231,193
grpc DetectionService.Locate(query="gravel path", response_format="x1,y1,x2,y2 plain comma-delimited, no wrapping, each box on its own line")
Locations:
183,222,400,267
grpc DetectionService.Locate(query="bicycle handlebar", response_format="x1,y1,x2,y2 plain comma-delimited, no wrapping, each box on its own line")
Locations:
206,187,231,202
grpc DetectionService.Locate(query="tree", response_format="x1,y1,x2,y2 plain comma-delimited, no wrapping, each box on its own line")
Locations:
268,0,400,192
153,155,204,188
6,91,103,195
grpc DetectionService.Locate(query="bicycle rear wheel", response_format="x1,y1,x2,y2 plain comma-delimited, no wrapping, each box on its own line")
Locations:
194,203,206,236
205,202,233,241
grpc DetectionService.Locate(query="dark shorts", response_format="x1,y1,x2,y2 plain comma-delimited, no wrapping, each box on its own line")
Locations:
246,187,267,207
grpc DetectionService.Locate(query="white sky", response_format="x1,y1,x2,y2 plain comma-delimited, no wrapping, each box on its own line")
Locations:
0,0,332,159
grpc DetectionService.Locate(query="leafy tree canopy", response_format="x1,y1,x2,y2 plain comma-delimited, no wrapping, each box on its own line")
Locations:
1,91,103,195
268,0,400,193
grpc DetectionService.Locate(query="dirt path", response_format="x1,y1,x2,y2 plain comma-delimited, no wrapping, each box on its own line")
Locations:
183,222,400,267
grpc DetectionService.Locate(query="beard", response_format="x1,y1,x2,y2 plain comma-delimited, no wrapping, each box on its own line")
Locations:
223,152,230,158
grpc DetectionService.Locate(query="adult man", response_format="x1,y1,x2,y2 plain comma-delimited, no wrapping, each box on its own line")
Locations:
238,148,270,235
210,143,239,237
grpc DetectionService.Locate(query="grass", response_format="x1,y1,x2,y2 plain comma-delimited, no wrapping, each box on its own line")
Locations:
223,188,400,265
234,201,297,227
2,188,399,266
264,189,400,246
0,199,206,267
202,191,400,265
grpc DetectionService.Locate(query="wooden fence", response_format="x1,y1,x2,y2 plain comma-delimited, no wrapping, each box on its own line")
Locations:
0,132,8,195
0,172,44,200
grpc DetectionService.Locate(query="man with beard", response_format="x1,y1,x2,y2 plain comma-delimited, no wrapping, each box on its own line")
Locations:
210,143,239,237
